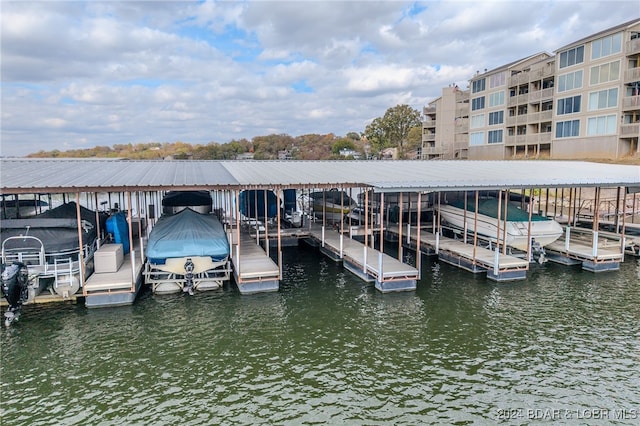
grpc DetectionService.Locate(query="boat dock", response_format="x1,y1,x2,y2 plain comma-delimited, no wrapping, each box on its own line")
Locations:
385,225,529,282
545,227,625,272
2,159,639,311
306,224,418,292
228,229,280,294
83,243,144,307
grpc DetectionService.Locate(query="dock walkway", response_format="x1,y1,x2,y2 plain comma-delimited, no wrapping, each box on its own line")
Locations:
228,229,280,294
307,224,418,292
83,242,144,307
386,225,529,281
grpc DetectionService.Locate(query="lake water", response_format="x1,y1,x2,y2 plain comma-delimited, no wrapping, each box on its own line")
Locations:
1,245,639,425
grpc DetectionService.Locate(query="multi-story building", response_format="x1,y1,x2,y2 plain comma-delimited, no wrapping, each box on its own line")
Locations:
422,18,640,161
422,85,469,160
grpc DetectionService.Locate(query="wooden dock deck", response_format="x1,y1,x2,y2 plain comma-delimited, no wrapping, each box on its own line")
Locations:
228,230,280,294
83,244,144,307
386,225,530,282
545,227,624,272
307,224,418,292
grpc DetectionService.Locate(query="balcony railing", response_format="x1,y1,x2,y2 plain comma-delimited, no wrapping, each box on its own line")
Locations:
422,146,447,155
422,133,436,142
620,122,640,136
624,67,640,83
622,96,640,110
505,132,552,146
626,38,640,56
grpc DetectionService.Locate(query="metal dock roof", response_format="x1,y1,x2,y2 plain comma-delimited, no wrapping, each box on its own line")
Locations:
1,158,638,194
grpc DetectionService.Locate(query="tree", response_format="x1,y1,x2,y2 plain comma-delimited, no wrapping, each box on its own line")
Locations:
363,104,421,158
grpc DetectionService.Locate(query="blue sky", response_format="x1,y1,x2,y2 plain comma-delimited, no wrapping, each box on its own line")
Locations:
1,0,639,157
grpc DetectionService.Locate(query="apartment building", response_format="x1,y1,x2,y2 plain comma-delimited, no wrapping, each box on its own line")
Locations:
423,19,640,161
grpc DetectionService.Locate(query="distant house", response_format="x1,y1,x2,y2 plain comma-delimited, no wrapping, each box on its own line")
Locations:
235,152,255,160
278,150,292,160
339,148,362,159
380,147,398,160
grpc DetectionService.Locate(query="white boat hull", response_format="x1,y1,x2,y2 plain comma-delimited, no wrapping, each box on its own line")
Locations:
438,204,563,251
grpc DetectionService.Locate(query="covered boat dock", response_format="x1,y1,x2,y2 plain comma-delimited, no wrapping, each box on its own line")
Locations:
1,158,639,307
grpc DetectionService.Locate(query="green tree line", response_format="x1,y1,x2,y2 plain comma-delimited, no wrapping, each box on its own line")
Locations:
27,104,422,160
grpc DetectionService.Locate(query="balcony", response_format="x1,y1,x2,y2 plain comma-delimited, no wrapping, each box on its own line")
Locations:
422,133,436,142
505,132,552,146
627,38,640,56
423,119,436,128
423,106,436,115
422,146,447,155
624,67,640,84
622,96,640,110
620,122,640,136
528,87,554,102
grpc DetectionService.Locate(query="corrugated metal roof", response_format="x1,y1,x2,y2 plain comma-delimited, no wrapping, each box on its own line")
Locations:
1,158,638,194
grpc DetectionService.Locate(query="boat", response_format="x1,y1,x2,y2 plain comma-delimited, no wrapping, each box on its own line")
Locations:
162,190,213,215
438,197,563,252
1,196,49,219
282,189,303,228
309,189,357,222
0,202,101,299
239,189,278,219
358,190,431,224
145,192,230,295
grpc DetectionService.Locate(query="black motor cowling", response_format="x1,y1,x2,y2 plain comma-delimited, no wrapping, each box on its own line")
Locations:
1,262,30,327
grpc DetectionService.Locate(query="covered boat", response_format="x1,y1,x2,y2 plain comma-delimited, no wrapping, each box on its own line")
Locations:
310,189,357,222
0,202,101,298
145,207,231,294
438,198,563,252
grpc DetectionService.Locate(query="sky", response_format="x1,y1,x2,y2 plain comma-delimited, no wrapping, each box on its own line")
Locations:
1,1,639,157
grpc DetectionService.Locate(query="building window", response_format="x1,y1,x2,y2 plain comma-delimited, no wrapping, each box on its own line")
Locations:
470,114,485,129
470,132,484,146
587,114,617,135
472,78,486,93
589,88,618,110
557,95,581,115
488,111,504,125
471,96,485,111
488,91,505,107
490,72,506,88
555,120,580,138
591,33,622,60
559,45,584,69
488,130,503,144
590,61,620,85
558,70,583,92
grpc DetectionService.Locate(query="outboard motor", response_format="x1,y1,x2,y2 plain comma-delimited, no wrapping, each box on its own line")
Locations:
1,262,30,327
183,258,195,296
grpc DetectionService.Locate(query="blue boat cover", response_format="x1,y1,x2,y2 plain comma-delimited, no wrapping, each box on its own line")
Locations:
106,212,130,254
146,208,230,264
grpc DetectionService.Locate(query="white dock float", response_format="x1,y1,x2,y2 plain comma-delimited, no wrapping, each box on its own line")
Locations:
308,225,418,293
386,225,529,282
545,227,623,272
83,245,144,308
229,231,280,294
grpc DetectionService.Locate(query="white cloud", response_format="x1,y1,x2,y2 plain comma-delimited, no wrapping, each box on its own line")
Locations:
1,0,639,157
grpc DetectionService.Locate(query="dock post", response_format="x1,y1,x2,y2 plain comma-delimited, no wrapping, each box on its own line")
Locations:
565,227,571,250
378,252,383,281
363,246,367,274
592,231,599,257
321,226,325,247
493,247,499,276
435,232,440,254
340,234,343,259
406,223,410,245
